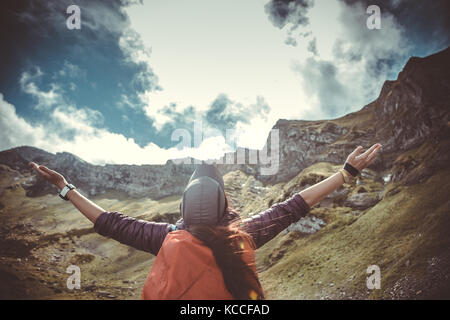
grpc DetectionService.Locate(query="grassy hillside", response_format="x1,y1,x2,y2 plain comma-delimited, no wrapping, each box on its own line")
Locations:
256,166,450,299
0,175,181,299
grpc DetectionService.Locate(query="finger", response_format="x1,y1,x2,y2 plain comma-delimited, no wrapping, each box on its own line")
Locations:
29,162,50,178
366,154,377,166
356,143,379,160
349,146,363,160
366,145,382,163
29,162,44,174
29,162,39,170
364,146,381,167
39,165,55,174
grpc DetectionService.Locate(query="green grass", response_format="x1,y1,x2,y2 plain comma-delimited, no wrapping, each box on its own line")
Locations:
256,167,450,299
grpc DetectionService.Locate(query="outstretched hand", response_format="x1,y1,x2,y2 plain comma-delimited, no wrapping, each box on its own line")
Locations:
345,143,382,173
29,162,68,190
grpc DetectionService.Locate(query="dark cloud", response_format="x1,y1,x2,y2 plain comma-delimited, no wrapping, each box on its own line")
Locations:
205,94,238,132
332,3,411,80
264,0,314,30
290,0,413,118
0,0,162,148
149,94,270,148
293,58,350,117
285,36,298,46
205,94,270,133
340,0,450,54
288,0,449,118
159,103,196,132
307,38,318,55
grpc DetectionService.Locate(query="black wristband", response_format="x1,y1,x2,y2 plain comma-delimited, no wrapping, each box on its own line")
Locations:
344,162,359,177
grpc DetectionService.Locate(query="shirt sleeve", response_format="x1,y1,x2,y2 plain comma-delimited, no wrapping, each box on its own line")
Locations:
93,211,172,256
241,193,310,249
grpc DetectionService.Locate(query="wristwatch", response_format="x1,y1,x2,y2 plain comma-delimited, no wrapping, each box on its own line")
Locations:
59,184,76,200
339,169,350,184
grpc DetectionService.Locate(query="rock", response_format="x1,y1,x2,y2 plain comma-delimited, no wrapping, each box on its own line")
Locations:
356,186,368,194
383,173,392,184
285,216,326,234
97,291,111,298
50,254,61,262
70,254,95,264
344,193,380,210
84,285,97,292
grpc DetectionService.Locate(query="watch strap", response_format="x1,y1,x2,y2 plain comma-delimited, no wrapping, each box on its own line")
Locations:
344,162,359,177
59,184,76,200
339,169,350,184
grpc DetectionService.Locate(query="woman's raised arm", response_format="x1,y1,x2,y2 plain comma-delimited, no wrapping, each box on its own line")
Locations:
29,162,171,255
299,143,382,207
241,143,382,248
29,162,105,223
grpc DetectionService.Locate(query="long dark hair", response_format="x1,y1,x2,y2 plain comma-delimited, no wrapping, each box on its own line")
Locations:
187,194,265,300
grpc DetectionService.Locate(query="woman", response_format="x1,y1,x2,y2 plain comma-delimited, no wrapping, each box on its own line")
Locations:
29,143,382,300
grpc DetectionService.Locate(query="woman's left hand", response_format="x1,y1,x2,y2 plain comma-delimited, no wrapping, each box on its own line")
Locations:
345,143,382,172
29,162,68,190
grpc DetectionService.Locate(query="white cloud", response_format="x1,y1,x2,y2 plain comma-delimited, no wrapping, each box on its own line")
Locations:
58,61,84,78
290,0,411,118
51,105,103,134
140,89,188,130
20,68,64,110
0,92,231,165
0,93,47,150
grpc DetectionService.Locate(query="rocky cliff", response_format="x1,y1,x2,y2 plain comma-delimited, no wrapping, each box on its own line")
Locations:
0,146,198,199
253,47,450,183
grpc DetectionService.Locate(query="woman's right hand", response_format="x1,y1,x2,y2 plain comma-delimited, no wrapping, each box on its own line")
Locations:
29,162,68,190
345,143,382,173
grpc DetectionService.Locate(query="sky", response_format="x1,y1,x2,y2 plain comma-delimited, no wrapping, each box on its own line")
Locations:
0,0,449,164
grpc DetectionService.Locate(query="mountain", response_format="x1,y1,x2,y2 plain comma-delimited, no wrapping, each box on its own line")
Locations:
0,47,449,300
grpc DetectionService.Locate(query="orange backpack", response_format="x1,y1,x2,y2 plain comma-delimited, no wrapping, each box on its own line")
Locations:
142,229,258,300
